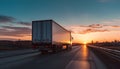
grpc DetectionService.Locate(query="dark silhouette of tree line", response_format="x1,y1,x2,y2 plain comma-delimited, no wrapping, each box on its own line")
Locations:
89,40,120,50
0,40,32,50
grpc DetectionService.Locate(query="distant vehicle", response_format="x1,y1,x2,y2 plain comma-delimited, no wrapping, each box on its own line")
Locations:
32,20,72,53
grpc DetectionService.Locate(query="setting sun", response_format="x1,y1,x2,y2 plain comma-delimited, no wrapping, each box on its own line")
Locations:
83,41,87,45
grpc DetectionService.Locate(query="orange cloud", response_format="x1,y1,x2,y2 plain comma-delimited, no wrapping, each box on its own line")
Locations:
66,24,120,43
111,25,120,28
67,24,120,34
79,28,108,34
88,24,103,28
0,26,31,37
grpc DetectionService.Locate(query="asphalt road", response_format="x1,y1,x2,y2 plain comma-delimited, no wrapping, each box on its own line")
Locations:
0,49,39,58
0,45,106,69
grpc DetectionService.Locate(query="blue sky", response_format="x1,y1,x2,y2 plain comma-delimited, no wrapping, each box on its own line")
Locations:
0,0,120,25
0,0,120,41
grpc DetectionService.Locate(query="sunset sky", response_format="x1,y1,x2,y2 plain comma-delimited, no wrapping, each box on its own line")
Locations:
0,0,120,43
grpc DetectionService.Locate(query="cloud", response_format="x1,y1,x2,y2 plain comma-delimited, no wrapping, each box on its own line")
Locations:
0,15,31,26
18,22,31,26
77,24,103,28
0,38,17,41
67,27,108,35
79,28,109,34
111,25,120,28
0,15,32,40
88,24,103,28
79,24,120,29
0,15,16,23
67,23,120,34
0,26,31,37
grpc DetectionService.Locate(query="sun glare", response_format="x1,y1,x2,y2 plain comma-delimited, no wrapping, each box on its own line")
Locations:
83,41,87,45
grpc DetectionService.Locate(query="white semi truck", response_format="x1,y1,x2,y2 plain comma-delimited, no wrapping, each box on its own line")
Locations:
32,20,72,53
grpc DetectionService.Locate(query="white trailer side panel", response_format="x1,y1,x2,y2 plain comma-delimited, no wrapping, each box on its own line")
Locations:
52,21,71,45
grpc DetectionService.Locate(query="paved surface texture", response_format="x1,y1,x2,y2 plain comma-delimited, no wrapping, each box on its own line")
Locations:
0,45,106,69
65,45,106,69
0,49,38,58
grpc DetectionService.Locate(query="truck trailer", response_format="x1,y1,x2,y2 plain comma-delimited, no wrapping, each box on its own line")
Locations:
32,20,72,53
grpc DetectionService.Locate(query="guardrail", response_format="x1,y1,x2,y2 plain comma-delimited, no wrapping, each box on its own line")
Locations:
88,45,120,62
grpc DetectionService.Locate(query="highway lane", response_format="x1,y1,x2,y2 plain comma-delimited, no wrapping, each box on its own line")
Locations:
0,45,106,69
65,45,106,69
0,49,39,58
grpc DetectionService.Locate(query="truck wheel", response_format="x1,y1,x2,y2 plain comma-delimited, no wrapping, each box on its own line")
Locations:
66,45,72,51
